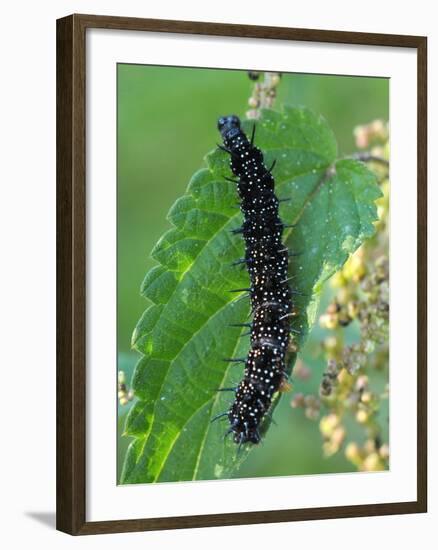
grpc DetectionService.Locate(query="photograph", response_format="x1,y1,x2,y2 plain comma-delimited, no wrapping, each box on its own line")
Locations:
116,65,390,485
0,1,430,544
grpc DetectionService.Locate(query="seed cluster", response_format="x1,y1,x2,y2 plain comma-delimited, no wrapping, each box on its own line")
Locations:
218,115,293,445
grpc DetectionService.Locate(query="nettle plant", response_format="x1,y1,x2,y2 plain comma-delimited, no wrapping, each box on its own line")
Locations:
119,85,386,484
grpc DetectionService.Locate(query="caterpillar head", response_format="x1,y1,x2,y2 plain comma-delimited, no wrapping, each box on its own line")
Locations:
217,114,240,132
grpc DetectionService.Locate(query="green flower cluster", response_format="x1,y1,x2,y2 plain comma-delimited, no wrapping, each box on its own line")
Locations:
291,120,390,471
246,72,282,119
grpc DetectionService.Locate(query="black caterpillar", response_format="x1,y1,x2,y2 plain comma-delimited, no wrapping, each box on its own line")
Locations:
217,115,295,445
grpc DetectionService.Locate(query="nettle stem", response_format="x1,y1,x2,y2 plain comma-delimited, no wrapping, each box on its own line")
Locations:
246,72,282,119
349,151,389,167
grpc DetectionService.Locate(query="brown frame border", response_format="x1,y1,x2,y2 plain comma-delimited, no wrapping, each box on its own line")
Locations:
56,13,428,535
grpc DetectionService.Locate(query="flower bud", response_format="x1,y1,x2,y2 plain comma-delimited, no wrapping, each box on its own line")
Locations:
356,409,369,423
345,442,361,465
363,452,383,471
291,393,305,408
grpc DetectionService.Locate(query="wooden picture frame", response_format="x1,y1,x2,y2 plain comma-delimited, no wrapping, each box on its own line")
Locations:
56,13,427,535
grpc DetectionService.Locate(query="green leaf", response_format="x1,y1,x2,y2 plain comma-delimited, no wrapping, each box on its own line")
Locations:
120,105,382,484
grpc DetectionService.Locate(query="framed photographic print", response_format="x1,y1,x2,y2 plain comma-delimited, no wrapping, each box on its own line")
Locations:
56,14,427,535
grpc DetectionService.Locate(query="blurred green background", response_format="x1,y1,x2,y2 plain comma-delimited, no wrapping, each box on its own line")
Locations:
117,65,389,481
